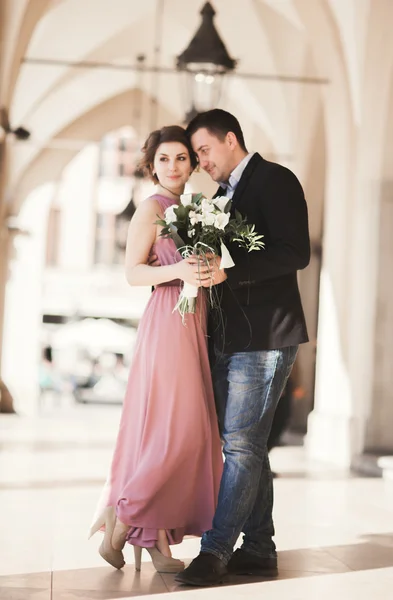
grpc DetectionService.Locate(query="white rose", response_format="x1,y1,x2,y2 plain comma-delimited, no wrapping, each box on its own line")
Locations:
214,196,230,212
189,210,200,226
202,211,216,226
188,228,196,237
214,212,230,230
164,205,177,225
180,193,194,207
201,198,215,213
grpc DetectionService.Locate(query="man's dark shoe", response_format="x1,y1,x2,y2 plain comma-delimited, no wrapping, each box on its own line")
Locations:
174,552,228,586
228,549,278,576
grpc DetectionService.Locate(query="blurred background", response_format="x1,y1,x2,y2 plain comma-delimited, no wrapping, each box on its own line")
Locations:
0,0,392,476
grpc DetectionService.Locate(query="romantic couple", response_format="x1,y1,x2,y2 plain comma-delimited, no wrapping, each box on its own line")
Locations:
89,109,310,587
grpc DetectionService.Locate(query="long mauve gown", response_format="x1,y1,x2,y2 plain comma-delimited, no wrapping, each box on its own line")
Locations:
92,194,223,548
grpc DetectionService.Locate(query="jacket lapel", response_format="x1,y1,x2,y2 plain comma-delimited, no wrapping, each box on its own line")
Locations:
213,186,226,199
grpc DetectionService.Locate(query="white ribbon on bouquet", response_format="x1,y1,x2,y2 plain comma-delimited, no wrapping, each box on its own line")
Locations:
220,241,235,269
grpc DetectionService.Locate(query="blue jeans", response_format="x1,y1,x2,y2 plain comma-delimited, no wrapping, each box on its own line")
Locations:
201,346,299,564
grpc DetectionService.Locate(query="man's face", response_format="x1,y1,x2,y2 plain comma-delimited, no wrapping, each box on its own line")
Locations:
190,128,234,183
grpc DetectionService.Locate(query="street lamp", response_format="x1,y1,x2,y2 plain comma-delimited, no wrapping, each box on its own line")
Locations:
176,2,237,122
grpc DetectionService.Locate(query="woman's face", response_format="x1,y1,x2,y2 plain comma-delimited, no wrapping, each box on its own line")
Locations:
153,142,192,194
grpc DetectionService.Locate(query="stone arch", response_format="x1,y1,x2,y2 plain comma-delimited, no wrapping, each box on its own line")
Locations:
10,88,177,214
2,0,52,107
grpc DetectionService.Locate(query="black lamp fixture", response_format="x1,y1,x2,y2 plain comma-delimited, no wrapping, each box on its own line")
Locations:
176,2,236,122
0,107,31,141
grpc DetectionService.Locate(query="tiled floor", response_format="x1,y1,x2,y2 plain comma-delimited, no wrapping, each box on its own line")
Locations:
1,401,393,599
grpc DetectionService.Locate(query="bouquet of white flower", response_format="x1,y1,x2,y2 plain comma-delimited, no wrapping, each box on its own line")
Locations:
155,192,264,321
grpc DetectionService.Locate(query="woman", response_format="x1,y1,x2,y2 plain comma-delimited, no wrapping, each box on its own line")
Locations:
89,126,223,574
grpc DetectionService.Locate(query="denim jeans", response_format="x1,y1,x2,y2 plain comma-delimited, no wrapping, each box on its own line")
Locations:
201,346,299,564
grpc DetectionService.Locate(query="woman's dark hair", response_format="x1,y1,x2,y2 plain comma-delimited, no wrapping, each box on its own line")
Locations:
139,125,198,183
186,109,247,152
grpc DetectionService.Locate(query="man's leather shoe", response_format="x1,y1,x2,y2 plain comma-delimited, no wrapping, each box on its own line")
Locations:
227,549,278,576
174,552,228,586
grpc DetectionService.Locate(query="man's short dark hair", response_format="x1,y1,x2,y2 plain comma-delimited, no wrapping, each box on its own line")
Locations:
186,109,247,152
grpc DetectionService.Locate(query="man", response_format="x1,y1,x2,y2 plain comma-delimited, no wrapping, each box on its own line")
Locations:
175,109,310,586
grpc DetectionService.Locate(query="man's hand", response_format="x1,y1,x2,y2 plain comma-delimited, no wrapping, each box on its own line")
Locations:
199,253,227,287
177,256,213,287
148,253,161,267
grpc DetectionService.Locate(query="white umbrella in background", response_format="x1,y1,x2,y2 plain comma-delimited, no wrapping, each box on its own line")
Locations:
50,318,137,355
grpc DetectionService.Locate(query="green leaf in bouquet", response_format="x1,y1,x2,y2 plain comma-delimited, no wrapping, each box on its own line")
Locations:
235,209,244,224
232,224,265,251
224,199,232,213
173,204,189,221
193,192,205,205
154,215,168,228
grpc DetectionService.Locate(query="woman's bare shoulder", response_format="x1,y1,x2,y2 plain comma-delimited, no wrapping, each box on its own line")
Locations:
134,195,162,216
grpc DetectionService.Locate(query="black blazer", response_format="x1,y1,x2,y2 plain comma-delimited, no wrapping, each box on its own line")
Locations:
210,153,310,353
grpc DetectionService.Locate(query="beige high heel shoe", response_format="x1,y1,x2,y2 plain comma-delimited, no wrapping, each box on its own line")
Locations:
89,507,125,570
112,518,130,551
133,545,184,573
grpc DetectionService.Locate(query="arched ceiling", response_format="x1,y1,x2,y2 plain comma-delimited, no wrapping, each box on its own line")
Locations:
0,0,376,208
12,87,178,211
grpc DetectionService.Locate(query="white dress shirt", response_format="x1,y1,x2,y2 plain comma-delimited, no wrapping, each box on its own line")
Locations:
218,152,255,199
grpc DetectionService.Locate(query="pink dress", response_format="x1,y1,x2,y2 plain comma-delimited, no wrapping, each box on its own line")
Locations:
93,194,223,547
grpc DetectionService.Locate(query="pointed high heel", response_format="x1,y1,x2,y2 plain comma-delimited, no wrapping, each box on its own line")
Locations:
88,513,105,539
90,507,125,570
133,545,184,573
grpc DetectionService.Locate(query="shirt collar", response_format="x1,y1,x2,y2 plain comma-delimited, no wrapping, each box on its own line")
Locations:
219,152,255,192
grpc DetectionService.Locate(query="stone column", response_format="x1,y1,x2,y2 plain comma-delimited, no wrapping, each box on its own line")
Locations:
305,129,357,466
0,221,16,413
0,0,15,412
354,52,393,478
1,184,53,415
0,130,16,412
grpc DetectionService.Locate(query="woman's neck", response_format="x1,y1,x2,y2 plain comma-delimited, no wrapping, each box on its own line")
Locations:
156,183,184,203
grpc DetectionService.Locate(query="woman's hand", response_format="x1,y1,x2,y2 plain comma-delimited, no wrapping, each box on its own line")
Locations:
146,250,225,287
175,256,213,287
